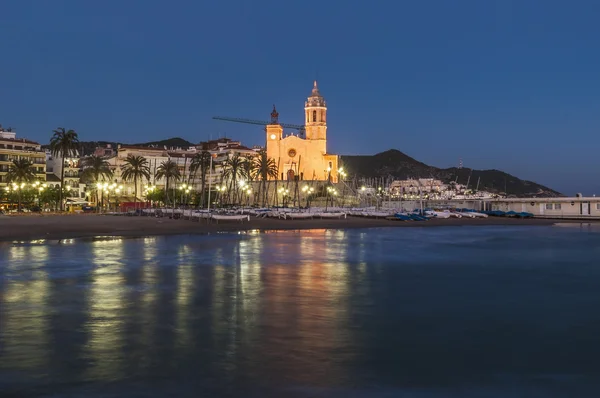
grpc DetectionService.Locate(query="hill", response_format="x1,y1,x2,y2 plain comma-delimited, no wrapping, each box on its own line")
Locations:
132,137,194,148
341,149,562,197
55,137,195,156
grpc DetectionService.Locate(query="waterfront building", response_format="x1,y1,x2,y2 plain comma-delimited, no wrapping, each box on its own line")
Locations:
45,149,87,200
0,127,46,189
101,140,258,202
265,81,339,182
488,195,600,219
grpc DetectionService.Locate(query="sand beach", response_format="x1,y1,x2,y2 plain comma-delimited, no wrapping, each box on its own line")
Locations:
0,213,580,242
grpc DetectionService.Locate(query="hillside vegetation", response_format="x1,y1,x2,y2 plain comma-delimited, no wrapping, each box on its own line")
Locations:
341,149,562,197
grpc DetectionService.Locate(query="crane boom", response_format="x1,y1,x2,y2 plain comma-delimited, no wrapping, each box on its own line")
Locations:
213,116,306,131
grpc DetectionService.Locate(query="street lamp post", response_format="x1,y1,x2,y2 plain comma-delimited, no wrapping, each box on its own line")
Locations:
337,167,347,207
179,183,191,207
207,153,216,212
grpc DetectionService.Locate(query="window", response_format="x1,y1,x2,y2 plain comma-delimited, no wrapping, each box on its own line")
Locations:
545,204,552,210
597,203,600,210
555,203,561,210
312,110,317,122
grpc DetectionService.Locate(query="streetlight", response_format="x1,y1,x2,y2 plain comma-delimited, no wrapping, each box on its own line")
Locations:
245,188,252,206
179,183,191,206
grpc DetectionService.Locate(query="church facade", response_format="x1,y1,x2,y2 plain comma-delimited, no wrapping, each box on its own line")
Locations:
265,81,338,182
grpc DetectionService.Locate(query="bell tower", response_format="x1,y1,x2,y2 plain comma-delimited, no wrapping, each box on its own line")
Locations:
266,104,283,142
304,80,327,142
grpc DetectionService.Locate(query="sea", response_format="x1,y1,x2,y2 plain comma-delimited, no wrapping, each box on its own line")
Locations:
1,224,600,397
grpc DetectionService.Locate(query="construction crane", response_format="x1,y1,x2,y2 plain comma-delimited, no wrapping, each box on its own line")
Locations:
213,105,306,137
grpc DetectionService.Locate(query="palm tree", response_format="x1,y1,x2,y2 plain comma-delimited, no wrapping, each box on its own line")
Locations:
242,157,256,205
189,151,212,207
155,159,181,207
222,153,248,205
49,127,80,211
7,159,37,211
81,155,113,211
121,155,150,210
252,150,278,206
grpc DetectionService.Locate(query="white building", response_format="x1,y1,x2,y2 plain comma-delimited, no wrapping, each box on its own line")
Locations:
45,149,86,199
488,195,600,219
100,139,259,202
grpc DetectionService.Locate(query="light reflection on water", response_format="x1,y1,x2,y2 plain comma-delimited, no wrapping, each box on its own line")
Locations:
1,226,600,397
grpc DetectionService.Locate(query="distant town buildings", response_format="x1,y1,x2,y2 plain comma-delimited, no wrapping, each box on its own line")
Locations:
383,178,497,200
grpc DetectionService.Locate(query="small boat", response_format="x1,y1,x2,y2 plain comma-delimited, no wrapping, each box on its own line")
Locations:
285,213,314,219
211,214,250,222
191,211,212,219
394,213,412,221
469,212,489,218
432,211,451,219
363,211,393,218
516,212,534,218
315,212,347,219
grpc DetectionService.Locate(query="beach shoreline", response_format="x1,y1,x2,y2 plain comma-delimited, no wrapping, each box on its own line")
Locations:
0,213,594,243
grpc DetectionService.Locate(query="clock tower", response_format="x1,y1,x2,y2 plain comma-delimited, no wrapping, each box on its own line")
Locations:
266,105,283,142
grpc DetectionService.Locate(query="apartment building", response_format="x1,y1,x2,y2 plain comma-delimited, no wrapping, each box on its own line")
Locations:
0,127,46,188
45,149,86,199
96,139,259,201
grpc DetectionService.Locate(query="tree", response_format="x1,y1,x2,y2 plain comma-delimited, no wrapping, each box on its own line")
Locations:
222,153,248,205
252,150,278,206
189,151,212,207
121,155,150,210
242,157,256,204
39,185,62,211
6,159,37,211
81,155,113,211
155,160,181,207
49,128,80,211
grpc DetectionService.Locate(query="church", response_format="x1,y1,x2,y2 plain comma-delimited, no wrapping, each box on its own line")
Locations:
265,81,339,182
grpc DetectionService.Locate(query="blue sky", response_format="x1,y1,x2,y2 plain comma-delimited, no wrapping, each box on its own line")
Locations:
1,0,599,195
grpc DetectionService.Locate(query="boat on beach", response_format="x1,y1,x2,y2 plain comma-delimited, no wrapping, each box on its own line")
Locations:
315,212,347,219
284,212,314,219
211,214,250,222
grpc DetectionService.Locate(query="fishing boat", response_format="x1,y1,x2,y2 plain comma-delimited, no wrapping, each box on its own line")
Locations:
469,211,489,218
457,211,476,218
315,212,347,219
211,214,250,222
285,212,314,219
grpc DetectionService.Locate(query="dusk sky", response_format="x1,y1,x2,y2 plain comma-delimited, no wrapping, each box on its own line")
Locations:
1,0,599,195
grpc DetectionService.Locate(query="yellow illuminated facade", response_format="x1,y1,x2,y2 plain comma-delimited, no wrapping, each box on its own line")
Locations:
266,81,338,182
0,129,46,189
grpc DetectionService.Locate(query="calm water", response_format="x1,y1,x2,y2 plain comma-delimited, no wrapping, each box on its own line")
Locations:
1,225,600,397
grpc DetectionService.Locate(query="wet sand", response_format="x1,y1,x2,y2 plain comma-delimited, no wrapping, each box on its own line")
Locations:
0,213,583,242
